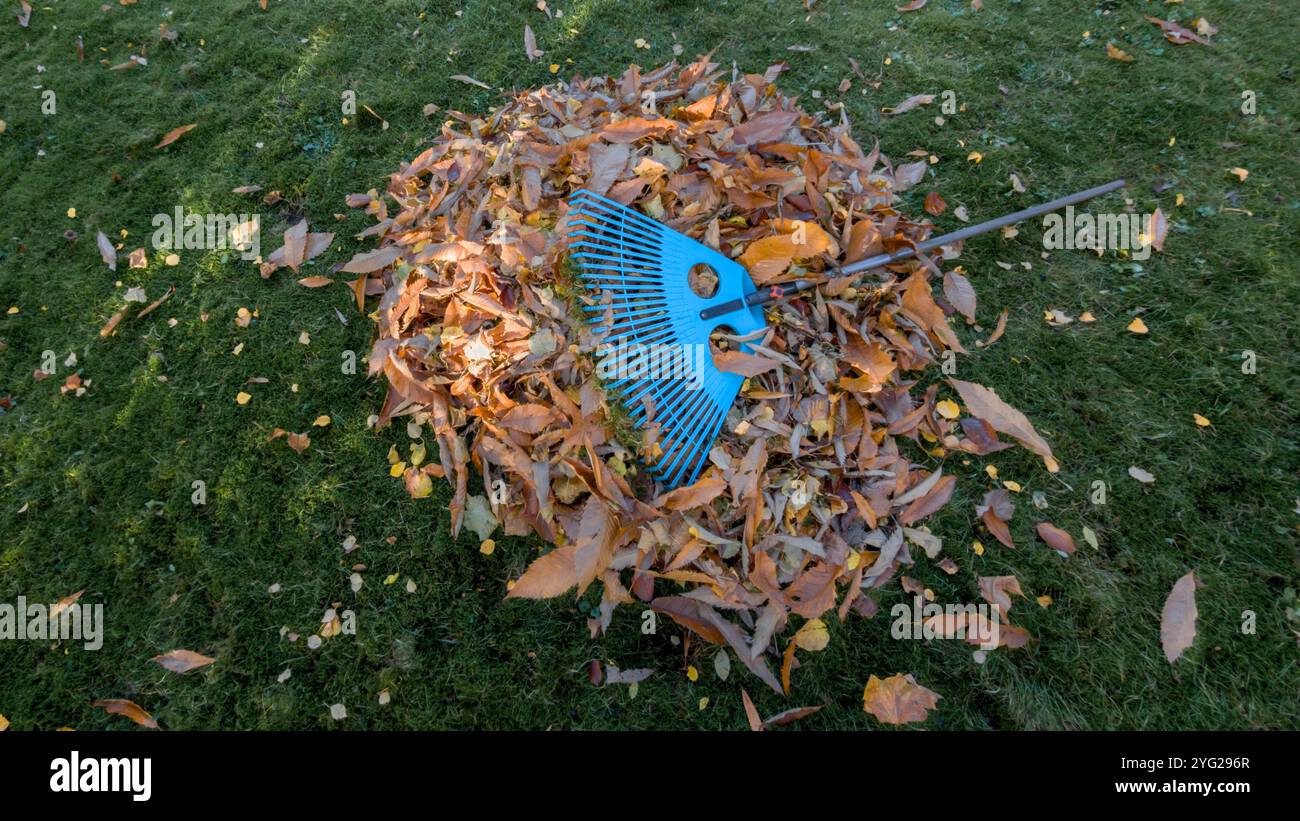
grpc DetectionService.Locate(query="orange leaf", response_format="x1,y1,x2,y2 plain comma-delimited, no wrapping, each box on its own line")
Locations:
1106,42,1135,62
507,543,580,598
862,673,941,724
150,648,215,674
741,689,763,731
1035,522,1076,557
92,699,159,729
653,475,727,511
154,123,197,149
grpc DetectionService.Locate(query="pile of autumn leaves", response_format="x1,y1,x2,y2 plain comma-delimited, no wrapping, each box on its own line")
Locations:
336,56,1063,723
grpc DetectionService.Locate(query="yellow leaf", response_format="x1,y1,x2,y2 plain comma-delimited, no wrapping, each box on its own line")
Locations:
1175,193,1185,206
1037,595,1053,608
384,573,400,585
387,444,400,464
389,461,406,477
686,665,699,682
1193,413,1211,427
698,696,709,711
0,713,8,731
408,472,432,498
312,414,331,427
67,207,77,218
480,538,496,555
1228,167,1248,182
985,465,999,480
1106,42,1135,61
1127,317,1149,334
794,618,830,652
967,151,983,163
1079,311,1096,322
235,391,251,405
935,399,960,419
1003,480,1022,492
972,540,985,556
410,442,426,466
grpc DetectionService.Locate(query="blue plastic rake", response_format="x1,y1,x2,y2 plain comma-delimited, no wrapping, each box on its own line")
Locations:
564,180,1126,488
566,188,769,489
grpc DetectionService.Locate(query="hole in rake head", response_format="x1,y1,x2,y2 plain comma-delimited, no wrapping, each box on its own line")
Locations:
688,263,719,299
708,324,738,361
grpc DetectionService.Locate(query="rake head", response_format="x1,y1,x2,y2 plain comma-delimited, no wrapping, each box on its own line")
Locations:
565,189,767,489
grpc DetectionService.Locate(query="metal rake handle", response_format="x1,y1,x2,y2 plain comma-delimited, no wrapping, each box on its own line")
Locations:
699,178,1127,321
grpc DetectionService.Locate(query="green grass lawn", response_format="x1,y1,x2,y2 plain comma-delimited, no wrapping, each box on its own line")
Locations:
1,0,1297,730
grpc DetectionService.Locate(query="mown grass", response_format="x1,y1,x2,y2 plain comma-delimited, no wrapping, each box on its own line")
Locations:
0,0,1296,730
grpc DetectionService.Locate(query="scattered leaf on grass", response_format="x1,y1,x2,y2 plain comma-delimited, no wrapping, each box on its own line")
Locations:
523,25,543,60
1161,571,1199,663
862,673,940,724
1145,15,1213,46
450,74,491,89
154,123,197,149
96,232,117,271
92,699,158,729
1128,465,1156,484
924,191,946,216
150,648,215,674
884,93,934,115
1036,522,1076,557
1106,43,1135,62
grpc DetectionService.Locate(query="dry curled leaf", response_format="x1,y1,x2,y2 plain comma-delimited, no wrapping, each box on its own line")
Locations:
950,379,1057,471
885,92,934,115
450,73,491,89
150,648,215,674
